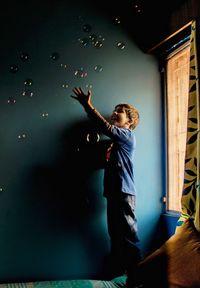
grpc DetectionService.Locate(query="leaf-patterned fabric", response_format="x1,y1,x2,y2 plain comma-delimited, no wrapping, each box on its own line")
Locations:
177,20,200,231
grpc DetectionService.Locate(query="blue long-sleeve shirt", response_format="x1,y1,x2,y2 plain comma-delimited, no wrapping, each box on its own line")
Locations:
85,107,136,197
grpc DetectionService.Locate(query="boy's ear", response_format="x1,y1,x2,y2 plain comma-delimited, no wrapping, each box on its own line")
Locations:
126,120,133,128
128,119,134,125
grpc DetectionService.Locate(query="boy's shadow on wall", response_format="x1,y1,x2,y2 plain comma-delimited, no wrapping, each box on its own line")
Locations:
28,119,111,230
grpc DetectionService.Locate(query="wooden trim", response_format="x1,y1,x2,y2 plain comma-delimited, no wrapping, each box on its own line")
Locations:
147,21,192,54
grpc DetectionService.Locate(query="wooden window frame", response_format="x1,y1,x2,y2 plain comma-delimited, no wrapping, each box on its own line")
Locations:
165,42,190,212
148,22,192,214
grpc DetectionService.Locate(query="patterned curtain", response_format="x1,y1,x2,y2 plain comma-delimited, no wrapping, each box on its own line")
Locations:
176,20,200,232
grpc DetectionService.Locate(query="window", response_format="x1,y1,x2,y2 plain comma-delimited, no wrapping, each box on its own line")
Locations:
165,42,190,212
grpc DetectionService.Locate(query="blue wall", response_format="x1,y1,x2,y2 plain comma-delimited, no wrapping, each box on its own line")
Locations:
0,0,164,282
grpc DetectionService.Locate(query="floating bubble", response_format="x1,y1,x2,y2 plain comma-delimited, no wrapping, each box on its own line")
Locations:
50,52,60,60
7,97,16,104
89,34,98,43
20,52,29,61
98,35,105,41
10,65,19,73
78,34,105,48
82,24,92,33
114,17,121,24
117,41,125,49
22,90,33,97
41,112,49,118
75,68,87,78
18,133,27,140
60,63,67,69
94,65,103,73
62,83,69,88
78,37,90,47
86,132,100,144
24,78,33,86
89,34,105,48
133,3,141,13
86,84,92,89
94,40,103,48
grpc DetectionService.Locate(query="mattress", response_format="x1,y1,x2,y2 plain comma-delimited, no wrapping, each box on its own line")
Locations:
0,276,126,288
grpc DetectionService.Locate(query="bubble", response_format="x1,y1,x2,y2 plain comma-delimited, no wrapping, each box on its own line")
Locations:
94,40,103,48
41,112,49,118
78,34,105,48
62,83,69,88
0,187,3,192
89,34,105,48
78,37,90,47
18,133,27,140
10,65,19,73
117,41,125,49
60,63,67,69
86,84,92,89
20,52,29,61
7,97,16,104
82,24,92,33
24,78,33,86
94,65,103,73
22,90,33,97
114,17,121,24
75,68,87,78
86,132,100,144
89,34,98,43
50,52,60,61
133,3,141,13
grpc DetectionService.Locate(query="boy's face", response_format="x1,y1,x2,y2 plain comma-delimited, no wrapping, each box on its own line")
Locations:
111,106,132,129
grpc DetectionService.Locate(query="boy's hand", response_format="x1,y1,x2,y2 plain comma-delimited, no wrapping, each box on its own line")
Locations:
71,87,93,109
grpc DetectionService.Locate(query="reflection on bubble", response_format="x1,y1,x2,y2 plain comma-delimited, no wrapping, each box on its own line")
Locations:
41,112,49,118
133,3,141,13
60,63,67,69
20,52,29,61
117,41,125,49
75,68,87,78
89,34,98,42
78,34,105,49
7,97,16,104
24,78,33,86
114,17,121,24
86,132,100,144
86,84,92,89
62,83,69,88
94,40,103,48
0,187,3,192
22,90,33,97
89,34,105,48
50,52,60,60
94,65,103,73
18,133,27,140
82,24,92,33
10,65,19,73
78,37,90,47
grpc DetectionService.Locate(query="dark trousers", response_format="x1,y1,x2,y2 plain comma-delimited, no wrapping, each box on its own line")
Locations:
106,193,141,279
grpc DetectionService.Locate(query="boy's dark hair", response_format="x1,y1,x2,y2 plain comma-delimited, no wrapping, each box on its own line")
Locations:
115,103,140,130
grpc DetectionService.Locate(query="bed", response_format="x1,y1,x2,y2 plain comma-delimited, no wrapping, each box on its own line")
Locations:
0,276,126,288
2,219,199,288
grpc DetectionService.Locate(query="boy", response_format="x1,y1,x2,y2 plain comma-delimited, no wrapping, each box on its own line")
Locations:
71,87,142,287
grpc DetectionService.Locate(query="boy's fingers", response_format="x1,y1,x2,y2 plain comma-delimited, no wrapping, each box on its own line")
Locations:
70,95,78,99
72,87,80,94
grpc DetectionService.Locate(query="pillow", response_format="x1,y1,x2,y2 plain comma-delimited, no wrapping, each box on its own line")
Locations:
138,219,200,288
